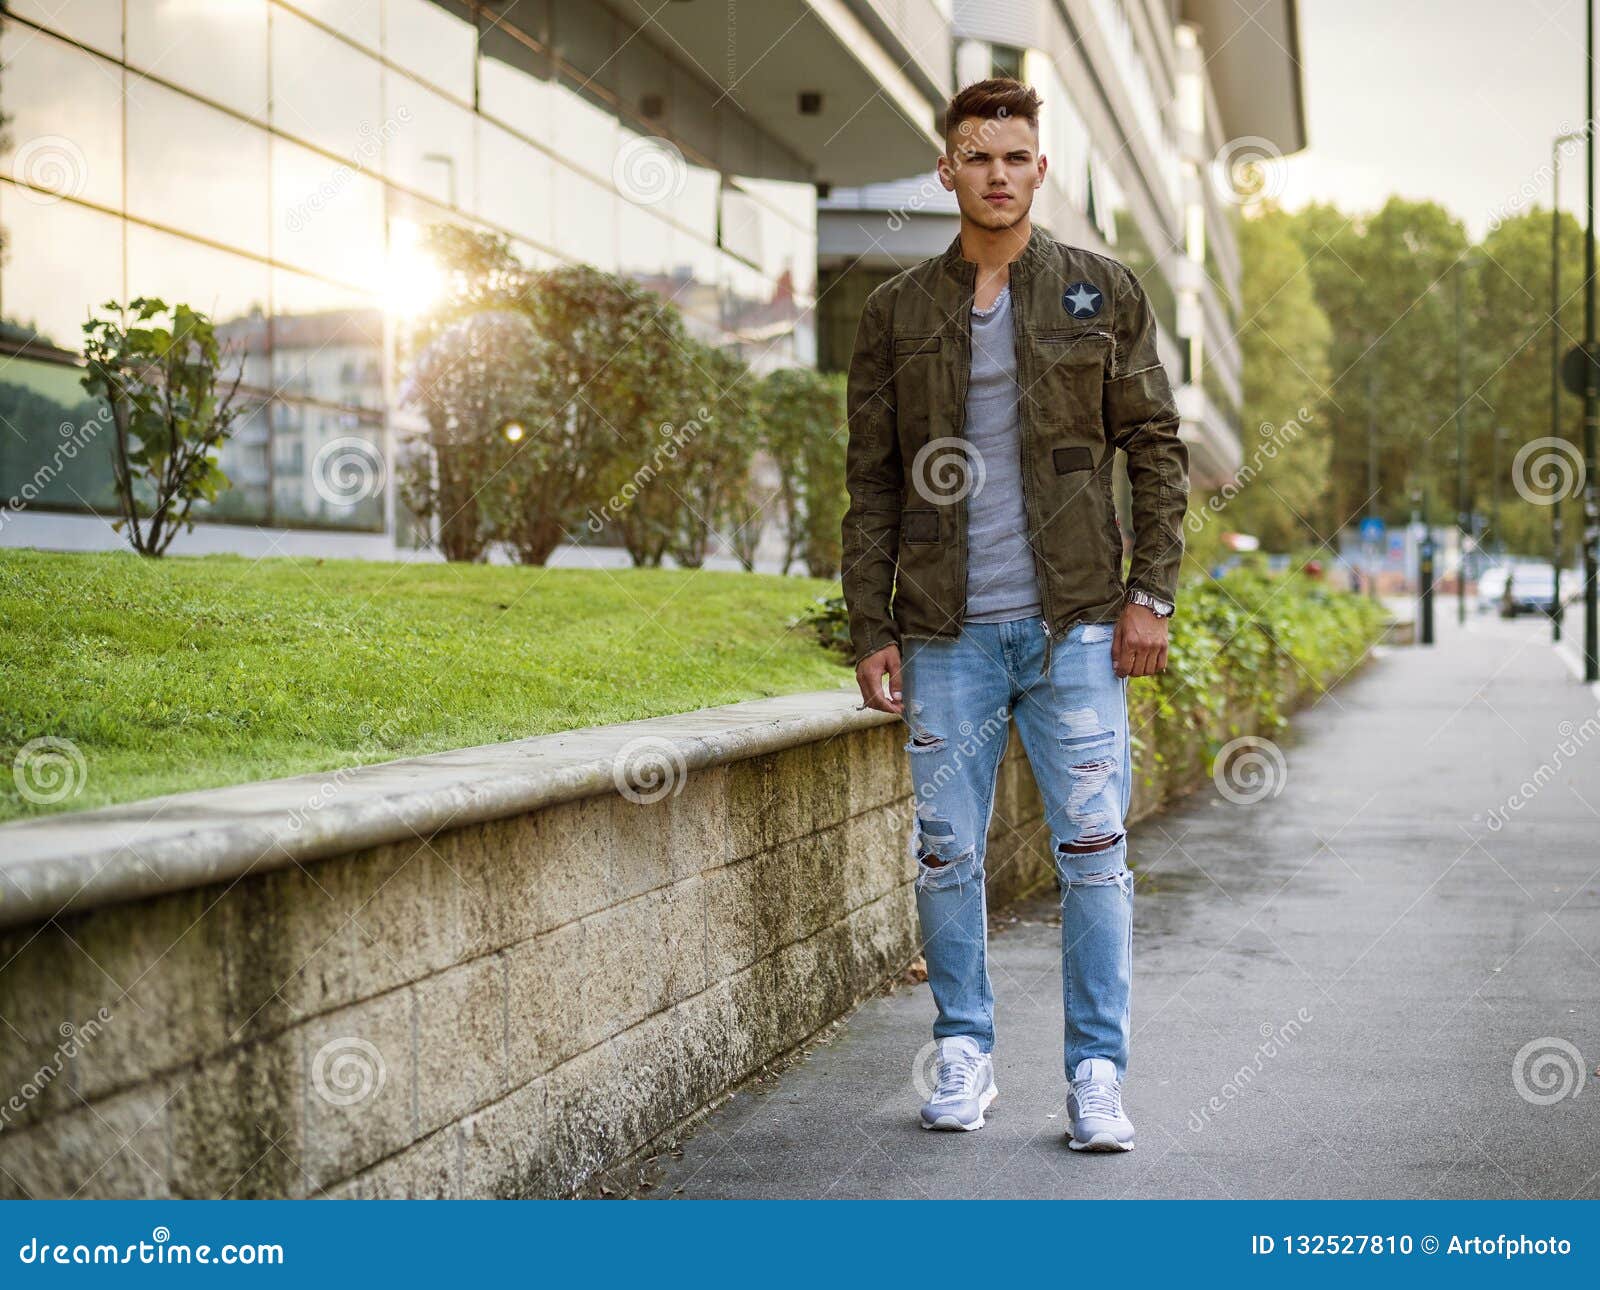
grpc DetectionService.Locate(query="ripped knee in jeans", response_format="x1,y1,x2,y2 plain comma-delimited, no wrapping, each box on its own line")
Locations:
908,804,981,891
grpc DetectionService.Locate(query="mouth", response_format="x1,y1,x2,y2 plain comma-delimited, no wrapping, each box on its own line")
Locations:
983,192,1013,206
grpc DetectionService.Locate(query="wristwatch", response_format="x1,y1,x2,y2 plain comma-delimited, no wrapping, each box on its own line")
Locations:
1126,588,1174,619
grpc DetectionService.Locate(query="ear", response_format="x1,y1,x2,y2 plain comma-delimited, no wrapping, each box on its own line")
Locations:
1036,152,1048,188
936,153,956,192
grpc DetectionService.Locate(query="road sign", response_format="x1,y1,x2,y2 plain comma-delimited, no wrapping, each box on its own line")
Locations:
1360,516,1386,546
1561,340,1600,396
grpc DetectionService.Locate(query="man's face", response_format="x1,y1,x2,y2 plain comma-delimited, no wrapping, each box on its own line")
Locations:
938,113,1046,231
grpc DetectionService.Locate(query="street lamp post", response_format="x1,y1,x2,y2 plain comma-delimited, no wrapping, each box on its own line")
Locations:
1586,0,1599,680
1552,129,1584,643
1454,256,1473,626
1366,333,1381,601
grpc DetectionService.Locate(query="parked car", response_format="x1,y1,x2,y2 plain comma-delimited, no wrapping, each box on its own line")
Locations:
1501,565,1559,617
1476,565,1510,614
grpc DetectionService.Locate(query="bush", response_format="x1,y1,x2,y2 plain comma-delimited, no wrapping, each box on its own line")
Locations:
81,298,246,558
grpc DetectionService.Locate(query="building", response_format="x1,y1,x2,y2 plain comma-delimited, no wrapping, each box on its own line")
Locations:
1,0,1302,562
0,0,949,560
818,0,1307,492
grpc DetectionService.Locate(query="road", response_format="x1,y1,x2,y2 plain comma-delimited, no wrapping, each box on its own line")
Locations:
645,608,1600,1199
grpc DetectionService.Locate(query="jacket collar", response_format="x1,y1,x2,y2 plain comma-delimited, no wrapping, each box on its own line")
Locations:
939,223,1054,287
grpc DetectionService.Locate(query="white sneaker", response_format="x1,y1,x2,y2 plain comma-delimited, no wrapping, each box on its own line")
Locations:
919,1036,998,1131
1066,1057,1134,1151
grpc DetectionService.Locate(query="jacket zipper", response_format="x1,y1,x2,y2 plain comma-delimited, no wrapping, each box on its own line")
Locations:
1027,324,1115,673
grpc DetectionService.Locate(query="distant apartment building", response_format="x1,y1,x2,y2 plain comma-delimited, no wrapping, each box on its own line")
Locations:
0,0,951,559
818,0,1307,493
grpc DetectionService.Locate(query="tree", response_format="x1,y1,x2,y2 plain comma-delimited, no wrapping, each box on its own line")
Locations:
400,308,538,563
80,298,245,557
759,367,847,575
1206,204,1333,555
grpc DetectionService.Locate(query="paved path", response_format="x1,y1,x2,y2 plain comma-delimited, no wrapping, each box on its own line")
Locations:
646,609,1600,1198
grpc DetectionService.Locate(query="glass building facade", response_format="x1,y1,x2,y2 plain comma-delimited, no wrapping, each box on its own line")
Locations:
0,0,818,546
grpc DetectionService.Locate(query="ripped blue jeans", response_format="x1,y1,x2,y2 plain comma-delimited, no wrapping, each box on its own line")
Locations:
901,616,1133,1081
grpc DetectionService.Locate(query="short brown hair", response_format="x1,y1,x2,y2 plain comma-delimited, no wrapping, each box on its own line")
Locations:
942,77,1043,148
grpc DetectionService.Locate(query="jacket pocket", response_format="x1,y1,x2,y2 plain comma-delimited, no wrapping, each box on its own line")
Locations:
901,507,939,544
892,334,942,431
1027,329,1111,427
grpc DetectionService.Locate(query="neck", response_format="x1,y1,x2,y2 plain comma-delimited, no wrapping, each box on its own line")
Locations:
958,215,1034,279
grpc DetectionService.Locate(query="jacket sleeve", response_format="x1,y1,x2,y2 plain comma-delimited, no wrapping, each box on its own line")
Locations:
840,286,903,665
1104,264,1189,609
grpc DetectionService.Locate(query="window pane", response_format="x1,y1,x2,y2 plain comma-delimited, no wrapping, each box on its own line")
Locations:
271,7,383,160
126,78,269,255
0,26,123,211
0,355,115,512
191,402,271,523
271,136,387,292
384,0,475,103
479,23,552,139
125,0,267,121
382,69,474,209
287,0,381,53
270,403,385,530
270,270,385,412
6,0,121,59
126,225,271,389
0,195,122,352
474,118,552,247
550,169,615,270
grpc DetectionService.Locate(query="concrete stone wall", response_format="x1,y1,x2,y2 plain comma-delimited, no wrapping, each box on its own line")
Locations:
0,718,1055,1199
0,644,1365,1199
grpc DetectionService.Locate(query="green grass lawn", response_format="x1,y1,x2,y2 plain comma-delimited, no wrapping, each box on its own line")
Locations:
0,549,852,823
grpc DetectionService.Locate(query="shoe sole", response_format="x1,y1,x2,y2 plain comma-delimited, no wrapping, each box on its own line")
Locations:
920,1084,998,1132
1067,1131,1134,1152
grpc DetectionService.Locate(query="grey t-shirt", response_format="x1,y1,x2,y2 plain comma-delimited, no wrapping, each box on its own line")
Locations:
962,284,1042,623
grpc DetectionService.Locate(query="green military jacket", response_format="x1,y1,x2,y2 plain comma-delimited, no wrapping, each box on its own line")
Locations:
840,225,1190,666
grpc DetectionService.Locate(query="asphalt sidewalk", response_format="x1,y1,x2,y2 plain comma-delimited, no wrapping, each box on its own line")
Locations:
645,607,1600,1198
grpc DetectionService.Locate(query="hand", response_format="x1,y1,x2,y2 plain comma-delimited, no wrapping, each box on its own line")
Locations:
855,643,903,715
1112,603,1169,678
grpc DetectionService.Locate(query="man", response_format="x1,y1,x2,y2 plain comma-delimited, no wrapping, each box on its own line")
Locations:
840,78,1188,1151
